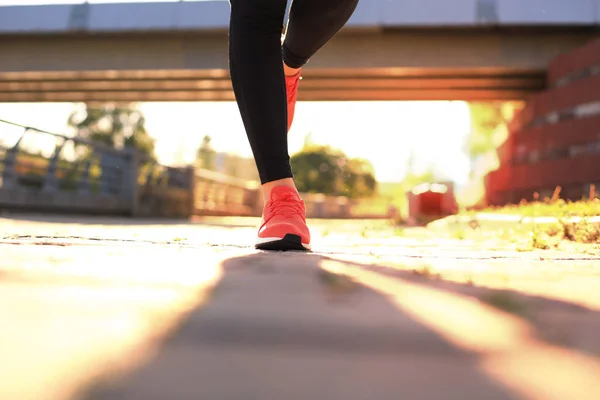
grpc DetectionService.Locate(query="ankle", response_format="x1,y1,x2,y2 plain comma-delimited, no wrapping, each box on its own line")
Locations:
283,61,301,77
261,178,297,204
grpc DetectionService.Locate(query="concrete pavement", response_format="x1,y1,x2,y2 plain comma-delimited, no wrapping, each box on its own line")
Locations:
1,214,600,400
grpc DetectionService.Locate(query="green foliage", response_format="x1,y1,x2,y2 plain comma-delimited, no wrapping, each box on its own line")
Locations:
345,157,377,198
290,144,377,198
291,146,341,194
13,152,102,193
480,198,600,218
196,135,216,171
465,102,506,160
68,103,155,160
464,102,525,162
465,198,600,245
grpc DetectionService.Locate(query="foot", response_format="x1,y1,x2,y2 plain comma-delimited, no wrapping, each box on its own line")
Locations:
285,71,301,132
255,186,311,251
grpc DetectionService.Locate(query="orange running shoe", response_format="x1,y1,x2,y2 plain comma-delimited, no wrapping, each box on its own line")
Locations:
285,71,301,132
255,186,311,251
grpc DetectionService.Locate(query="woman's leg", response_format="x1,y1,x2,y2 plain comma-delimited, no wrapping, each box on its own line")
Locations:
229,0,359,188
229,0,290,186
228,0,359,250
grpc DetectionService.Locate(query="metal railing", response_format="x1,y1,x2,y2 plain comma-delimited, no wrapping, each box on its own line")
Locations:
0,118,193,216
193,168,261,217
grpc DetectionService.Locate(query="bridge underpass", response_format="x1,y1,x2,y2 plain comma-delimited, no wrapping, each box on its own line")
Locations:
2,0,599,102
0,29,597,102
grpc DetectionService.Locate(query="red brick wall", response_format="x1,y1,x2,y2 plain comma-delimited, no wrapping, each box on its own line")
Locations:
548,39,600,86
485,38,600,205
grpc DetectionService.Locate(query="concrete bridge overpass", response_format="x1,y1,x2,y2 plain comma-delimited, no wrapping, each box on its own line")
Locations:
1,0,599,102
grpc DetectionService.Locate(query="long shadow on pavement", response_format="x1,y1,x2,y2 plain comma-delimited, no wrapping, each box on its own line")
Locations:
85,251,519,400
332,257,600,358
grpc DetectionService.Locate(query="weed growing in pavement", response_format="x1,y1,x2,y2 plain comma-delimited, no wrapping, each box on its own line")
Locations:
570,220,600,243
451,229,467,240
531,230,551,250
318,269,358,294
412,265,441,279
481,291,532,318
393,227,405,237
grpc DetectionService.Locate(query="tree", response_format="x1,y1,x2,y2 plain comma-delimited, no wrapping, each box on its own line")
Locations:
460,101,525,206
464,102,506,161
68,103,155,160
291,145,343,195
196,135,216,171
343,158,377,198
290,144,377,198
464,101,525,163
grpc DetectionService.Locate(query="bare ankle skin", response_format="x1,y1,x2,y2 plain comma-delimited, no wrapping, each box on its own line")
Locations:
283,61,301,77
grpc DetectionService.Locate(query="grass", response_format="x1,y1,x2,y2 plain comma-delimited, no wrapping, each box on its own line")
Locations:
412,265,433,278
463,197,600,247
479,198,600,219
449,195,600,251
412,265,442,279
515,219,599,248
531,230,552,250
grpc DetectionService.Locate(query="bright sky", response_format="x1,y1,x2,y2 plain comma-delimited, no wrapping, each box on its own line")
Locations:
0,0,473,184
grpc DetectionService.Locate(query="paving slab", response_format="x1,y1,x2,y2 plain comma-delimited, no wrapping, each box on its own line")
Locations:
1,214,600,400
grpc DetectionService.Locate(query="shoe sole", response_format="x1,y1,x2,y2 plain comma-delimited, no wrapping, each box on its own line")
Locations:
255,234,311,251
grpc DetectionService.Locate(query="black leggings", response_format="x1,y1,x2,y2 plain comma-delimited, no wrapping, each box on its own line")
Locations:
229,0,359,184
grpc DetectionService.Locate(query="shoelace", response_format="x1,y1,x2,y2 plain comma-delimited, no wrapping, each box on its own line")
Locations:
267,195,305,219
